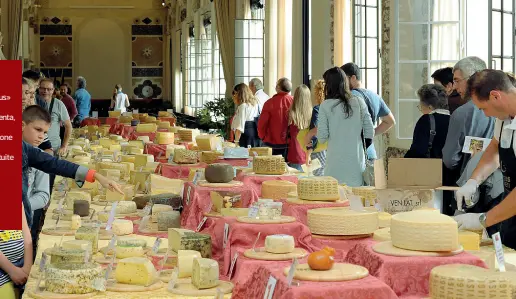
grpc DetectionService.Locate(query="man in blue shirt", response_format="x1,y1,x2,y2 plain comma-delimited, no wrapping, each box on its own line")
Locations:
341,63,396,159
73,76,91,122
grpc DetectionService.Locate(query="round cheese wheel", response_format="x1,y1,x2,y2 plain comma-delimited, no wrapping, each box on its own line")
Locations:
204,163,235,183
73,200,90,217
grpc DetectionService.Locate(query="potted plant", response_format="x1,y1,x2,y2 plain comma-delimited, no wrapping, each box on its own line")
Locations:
196,97,235,140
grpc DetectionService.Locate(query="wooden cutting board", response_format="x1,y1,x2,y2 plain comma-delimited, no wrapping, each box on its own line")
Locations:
372,241,464,257
282,263,369,282
244,248,308,261
237,215,296,224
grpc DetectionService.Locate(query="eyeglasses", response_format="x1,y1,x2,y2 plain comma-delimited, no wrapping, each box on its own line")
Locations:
453,76,470,85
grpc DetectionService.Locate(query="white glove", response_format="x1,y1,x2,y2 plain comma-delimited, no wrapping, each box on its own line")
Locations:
453,213,483,231
455,179,478,211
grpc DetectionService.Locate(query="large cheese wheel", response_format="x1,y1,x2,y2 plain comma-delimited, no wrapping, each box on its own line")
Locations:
157,210,181,231
265,234,295,254
204,163,234,183
307,207,378,235
156,132,174,145
390,210,459,252
298,176,339,201
45,263,102,294
261,180,297,200
253,155,286,175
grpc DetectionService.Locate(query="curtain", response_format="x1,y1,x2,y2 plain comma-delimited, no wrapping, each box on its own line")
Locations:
214,0,237,97
430,0,460,63
2,0,23,60
334,0,352,67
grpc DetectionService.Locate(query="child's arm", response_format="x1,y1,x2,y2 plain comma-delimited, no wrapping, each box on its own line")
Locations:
21,203,33,275
29,170,50,211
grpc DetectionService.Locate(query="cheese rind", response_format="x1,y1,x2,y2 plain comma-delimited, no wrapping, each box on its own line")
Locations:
115,257,157,286
45,263,102,294
390,210,459,252
307,208,379,235
157,210,181,231
177,250,202,278
298,177,339,201
50,248,88,264
204,163,234,183
168,229,212,258
192,258,219,289
261,180,297,200
253,155,286,175
111,219,134,235
265,235,295,254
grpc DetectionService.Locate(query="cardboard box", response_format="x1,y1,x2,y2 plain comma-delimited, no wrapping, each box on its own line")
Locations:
375,158,447,214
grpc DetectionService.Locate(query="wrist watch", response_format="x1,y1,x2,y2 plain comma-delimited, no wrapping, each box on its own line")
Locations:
479,213,487,228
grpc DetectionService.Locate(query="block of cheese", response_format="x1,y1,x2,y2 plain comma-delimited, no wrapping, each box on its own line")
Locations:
298,177,339,201
165,144,186,158
109,111,122,118
307,208,379,235
430,264,516,299
70,214,82,230
220,208,249,217
145,116,157,123
223,147,249,159
109,144,122,152
265,235,295,254
121,155,136,163
178,129,200,142
115,257,157,286
45,263,102,294
156,132,175,145
114,201,137,214
99,138,114,149
97,211,109,222
144,161,160,172
62,240,92,252
158,111,172,117
200,151,222,164
117,237,147,248
65,191,91,210
128,140,145,150
157,210,181,231
210,192,236,212
188,168,205,181
111,219,133,235
89,144,103,153
352,187,377,204
152,204,173,222
458,230,480,250
378,212,391,228
100,169,121,180
390,210,459,252
192,258,219,289
73,200,90,217
50,247,88,264
173,149,198,164
148,174,183,195
136,123,157,133
195,135,222,151
106,184,135,202
129,147,144,155
253,155,286,175
116,244,145,259
132,170,152,191
177,250,202,278
120,162,135,178
248,147,272,156
204,163,234,183
157,121,171,129
97,161,130,177
119,115,133,124
261,180,297,200
137,136,151,143
134,154,154,168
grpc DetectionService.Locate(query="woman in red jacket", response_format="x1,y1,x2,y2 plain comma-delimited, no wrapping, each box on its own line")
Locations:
287,85,313,171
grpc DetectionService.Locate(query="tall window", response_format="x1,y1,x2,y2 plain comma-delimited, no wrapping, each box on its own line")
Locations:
489,0,515,73
394,0,463,142
353,0,380,94
234,19,265,85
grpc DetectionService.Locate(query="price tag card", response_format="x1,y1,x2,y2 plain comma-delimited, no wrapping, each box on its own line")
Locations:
57,196,65,212
252,232,261,251
105,202,118,230
214,288,225,299
193,172,201,185
58,234,65,247
142,204,152,216
364,199,371,207
248,206,259,218
167,268,179,291
133,109,139,114
286,258,299,286
492,232,506,272
196,216,208,232
228,252,238,278
223,223,229,249
152,237,162,254
39,252,48,272
105,235,117,258
105,261,114,280
139,215,151,232
247,161,252,168
90,209,96,220
263,276,277,299
168,154,174,164
348,195,364,212
374,202,383,212
186,186,192,205
233,168,237,178
92,111,99,118
55,213,61,227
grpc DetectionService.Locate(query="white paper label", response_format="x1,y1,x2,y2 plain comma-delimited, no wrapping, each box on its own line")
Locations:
286,258,299,286
223,223,229,249
157,250,168,276
167,268,179,291
92,111,99,118
105,202,118,230
364,199,371,207
168,154,174,164
248,206,259,218
252,232,261,251
39,252,48,272
374,203,383,212
186,186,192,205
105,261,114,280
492,232,506,272
133,109,139,114
142,204,152,216
196,216,208,232
152,237,162,254
228,252,238,278
105,235,117,258
482,229,489,240
57,197,65,212
139,215,151,231
193,172,201,185
348,195,364,211
263,276,277,299
253,151,258,157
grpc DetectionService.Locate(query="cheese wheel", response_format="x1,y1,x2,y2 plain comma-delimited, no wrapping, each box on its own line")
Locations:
173,149,198,164
157,210,181,231
75,226,99,252
178,129,200,142
73,200,90,217
117,237,147,247
114,201,137,214
253,155,286,175
378,212,391,228
111,219,133,235
45,263,102,294
192,258,219,289
261,180,297,200
298,176,339,201
50,248,88,264
204,163,234,183
151,204,173,222
115,257,157,286
115,245,145,259
390,210,459,252
265,234,295,254
307,207,379,235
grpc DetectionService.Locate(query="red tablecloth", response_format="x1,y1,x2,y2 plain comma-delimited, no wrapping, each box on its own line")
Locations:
234,173,299,197
109,123,123,134
231,264,399,299
180,182,259,230
105,117,119,125
80,118,101,127
215,158,251,167
159,162,207,179
145,143,167,160
280,199,350,225
344,243,488,297
129,131,156,141
222,220,315,275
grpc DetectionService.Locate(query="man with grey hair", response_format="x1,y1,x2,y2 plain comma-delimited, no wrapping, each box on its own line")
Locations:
73,76,91,122
441,56,495,215
249,78,269,108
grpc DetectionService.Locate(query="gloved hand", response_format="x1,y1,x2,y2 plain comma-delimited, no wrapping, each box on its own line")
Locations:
455,179,478,211
453,213,483,231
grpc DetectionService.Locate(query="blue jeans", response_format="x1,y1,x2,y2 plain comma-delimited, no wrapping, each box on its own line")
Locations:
288,163,303,172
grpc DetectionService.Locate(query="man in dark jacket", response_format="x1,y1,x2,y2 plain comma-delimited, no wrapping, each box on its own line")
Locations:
431,67,467,115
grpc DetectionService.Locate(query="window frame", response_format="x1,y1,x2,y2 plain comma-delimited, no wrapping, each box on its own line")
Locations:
488,0,516,73
234,18,265,86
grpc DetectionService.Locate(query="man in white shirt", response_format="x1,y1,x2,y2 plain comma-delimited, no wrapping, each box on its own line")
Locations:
249,78,269,109
454,69,516,249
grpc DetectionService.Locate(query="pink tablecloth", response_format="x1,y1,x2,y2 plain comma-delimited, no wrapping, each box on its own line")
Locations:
309,237,377,262
198,216,239,273
145,143,167,160
105,117,119,126
231,265,399,299
234,173,299,197
159,162,208,179
216,158,251,167
180,182,259,230
281,199,349,225
344,243,488,297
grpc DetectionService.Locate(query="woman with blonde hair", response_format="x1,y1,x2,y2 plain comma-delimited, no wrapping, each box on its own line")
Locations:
287,84,313,171
231,83,261,147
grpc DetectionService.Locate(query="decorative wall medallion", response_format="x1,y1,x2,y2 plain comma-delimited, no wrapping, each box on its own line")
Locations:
51,46,62,56
133,80,162,99
142,46,153,58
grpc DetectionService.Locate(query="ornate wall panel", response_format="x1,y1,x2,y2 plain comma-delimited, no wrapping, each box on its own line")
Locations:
39,16,73,86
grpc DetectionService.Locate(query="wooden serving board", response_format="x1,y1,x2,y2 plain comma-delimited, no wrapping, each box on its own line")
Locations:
41,227,76,236
106,279,164,292
312,233,372,240
52,208,73,215
203,211,223,218
168,280,234,296
287,198,346,204
94,255,120,264
51,214,92,221
28,289,96,299
282,263,369,282
244,248,308,261
237,215,296,224
372,241,464,257
197,180,243,187
158,270,191,283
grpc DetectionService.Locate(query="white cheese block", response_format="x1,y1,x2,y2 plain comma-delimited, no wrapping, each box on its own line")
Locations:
70,214,81,230
192,258,219,289
62,240,92,252
116,245,145,259
111,219,134,235
307,207,379,235
177,250,202,278
115,257,157,286
265,234,295,254
148,174,183,194
115,201,137,214
173,149,198,164
106,184,135,202
390,210,459,252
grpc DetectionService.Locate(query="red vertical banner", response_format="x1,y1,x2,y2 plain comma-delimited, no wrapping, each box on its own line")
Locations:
0,60,22,229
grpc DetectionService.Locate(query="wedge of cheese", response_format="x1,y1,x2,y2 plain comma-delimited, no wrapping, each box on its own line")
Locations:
147,174,183,195
177,250,202,278
115,257,157,286
192,258,219,289
134,154,154,169
165,144,186,158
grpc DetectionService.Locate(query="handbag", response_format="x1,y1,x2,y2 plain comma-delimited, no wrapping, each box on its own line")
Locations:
296,128,328,153
357,93,375,186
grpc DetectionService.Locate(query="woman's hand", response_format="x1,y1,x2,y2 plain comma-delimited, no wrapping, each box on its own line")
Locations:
8,266,28,285
94,173,124,194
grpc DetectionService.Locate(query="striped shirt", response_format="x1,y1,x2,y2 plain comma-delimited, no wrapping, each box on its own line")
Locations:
0,230,24,286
